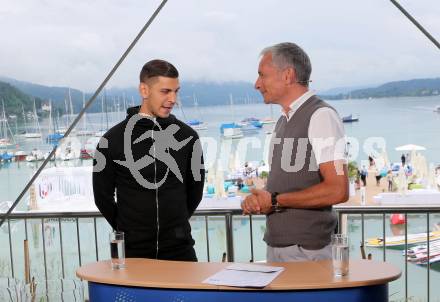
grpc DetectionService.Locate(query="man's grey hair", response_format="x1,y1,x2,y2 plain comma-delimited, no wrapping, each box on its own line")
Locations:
261,42,312,86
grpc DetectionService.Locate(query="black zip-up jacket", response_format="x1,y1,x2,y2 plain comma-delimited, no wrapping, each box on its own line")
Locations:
93,106,205,260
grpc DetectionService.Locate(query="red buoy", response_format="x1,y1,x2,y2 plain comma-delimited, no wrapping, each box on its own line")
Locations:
390,214,406,225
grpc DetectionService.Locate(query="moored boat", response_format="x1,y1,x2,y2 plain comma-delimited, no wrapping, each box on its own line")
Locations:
366,230,440,248
342,114,359,123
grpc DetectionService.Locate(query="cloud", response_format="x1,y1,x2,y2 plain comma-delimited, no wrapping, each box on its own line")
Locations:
0,0,439,91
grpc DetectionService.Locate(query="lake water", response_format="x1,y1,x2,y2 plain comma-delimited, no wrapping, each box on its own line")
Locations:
1,95,440,300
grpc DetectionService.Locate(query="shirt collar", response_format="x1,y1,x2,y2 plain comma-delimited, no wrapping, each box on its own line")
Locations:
139,112,154,118
282,90,315,121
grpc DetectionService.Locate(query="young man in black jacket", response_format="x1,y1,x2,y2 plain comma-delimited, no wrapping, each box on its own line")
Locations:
93,59,205,261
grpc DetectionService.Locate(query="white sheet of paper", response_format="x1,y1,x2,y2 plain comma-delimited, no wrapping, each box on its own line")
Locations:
225,263,284,273
203,264,284,288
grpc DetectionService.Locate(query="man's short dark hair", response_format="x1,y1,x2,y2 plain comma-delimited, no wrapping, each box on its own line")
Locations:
139,59,179,82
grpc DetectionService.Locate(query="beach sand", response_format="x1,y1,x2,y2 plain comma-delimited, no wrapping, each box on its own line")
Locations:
344,168,388,206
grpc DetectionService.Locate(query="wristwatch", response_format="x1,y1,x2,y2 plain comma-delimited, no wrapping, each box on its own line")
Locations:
271,192,281,212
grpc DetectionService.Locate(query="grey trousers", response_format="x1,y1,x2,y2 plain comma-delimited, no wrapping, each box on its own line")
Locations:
267,243,332,262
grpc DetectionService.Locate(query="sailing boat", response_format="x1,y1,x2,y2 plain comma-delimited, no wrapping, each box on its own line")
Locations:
76,92,94,136
262,104,277,134
80,136,100,159
232,95,261,135
25,148,45,162
0,100,14,149
24,98,42,138
220,94,243,139
239,94,264,129
261,104,276,124
94,95,108,137
58,88,77,136
186,93,207,131
46,100,64,143
21,104,29,135
56,91,69,136
54,92,82,160
55,139,81,161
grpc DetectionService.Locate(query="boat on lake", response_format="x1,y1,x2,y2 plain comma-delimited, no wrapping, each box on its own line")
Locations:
366,230,440,248
342,114,359,123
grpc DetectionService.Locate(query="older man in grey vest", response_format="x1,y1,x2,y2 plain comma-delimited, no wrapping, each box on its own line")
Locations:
241,42,349,262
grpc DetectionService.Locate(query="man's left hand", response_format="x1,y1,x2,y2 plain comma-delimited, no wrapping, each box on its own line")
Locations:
250,188,272,214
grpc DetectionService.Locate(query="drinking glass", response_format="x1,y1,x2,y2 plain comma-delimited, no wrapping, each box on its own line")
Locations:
331,233,349,277
110,231,126,269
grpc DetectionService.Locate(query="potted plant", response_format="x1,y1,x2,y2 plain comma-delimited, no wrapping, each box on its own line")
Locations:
259,171,269,187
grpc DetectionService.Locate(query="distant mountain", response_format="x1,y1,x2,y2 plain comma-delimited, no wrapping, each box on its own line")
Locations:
317,85,373,96
319,78,440,100
0,81,44,119
108,81,262,107
0,76,99,114
0,76,263,114
350,78,440,98
1,76,439,116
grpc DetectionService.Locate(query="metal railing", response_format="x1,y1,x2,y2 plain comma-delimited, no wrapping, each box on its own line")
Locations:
1,205,440,301
336,205,440,302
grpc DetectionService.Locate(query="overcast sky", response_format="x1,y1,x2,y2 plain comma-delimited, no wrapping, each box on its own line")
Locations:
1,0,439,92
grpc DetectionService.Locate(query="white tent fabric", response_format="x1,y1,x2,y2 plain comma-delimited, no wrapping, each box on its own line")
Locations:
395,144,426,151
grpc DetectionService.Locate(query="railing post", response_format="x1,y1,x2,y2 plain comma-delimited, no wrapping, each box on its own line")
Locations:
94,218,99,261
7,219,14,278
76,218,82,266
58,218,65,278
249,215,254,262
41,219,48,283
337,211,343,233
427,213,430,302
382,213,386,261
341,214,348,234
225,213,234,262
204,216,210,262
404,213,408,301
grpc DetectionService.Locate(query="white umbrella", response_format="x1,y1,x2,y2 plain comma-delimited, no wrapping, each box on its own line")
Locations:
395,144,426,151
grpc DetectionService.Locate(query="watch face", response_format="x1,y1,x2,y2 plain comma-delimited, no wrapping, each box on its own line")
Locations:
271,193,278,206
